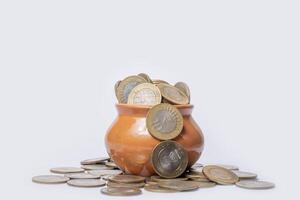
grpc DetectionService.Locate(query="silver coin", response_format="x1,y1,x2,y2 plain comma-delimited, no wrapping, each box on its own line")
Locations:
80,157,110,165
50,167,84,174
232,170,257,179
105,161,119,169
81,164,114,170
88,169,122,176
101,187,142,196
236,180,275,189
67,179,106,187
215,164,239,170
32,175,69,184
64,173,100,179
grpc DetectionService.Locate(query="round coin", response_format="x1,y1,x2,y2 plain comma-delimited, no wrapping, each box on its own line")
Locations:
88,169,122,176
107,181,145,188
232,171,257,179
174,82,191,103
157,83,189,105
203,165,239,185
188,181,216,188
109,175,146,183
67,179,106,187
236,180,275,189
215,164,239,170
80,157,110,165
50,167,84,174
105,161,119,169
158,180,199,191
127,83,162,106
116,75,147,103
151,140,188,178
151,175,188,182
32,175,70,184
64,173,100,179
138,73,152,83
152,79,169,85
186,171,207,179
101,187,142,196
144,184,177,193
114,80,121,98
81,164,114,170
146,103,183,140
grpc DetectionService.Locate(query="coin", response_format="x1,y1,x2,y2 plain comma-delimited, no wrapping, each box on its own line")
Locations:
157,83,189,105
146,103,183,140
236,180,275,189
114,81,121,98
127,83,162,105
186,171,207,179
81,164,114,170
50,167,84,174
174,82,190,103
232,171,257,179
152,79,169,85
189,177,211,182
188,181,216,188
107,181,145,188
67,179,106,187
101,187,142,196
144,184,177,193
138,73,152,83
158,180,199,191
116,75,147,103
109,175,146,183
32,175,70,184
64,173,100,179
80,157,110,165
203,165,239,185
150,175,188,182
88,169,122,176
216,164,239,170
151,140,188,178
105,161,119,169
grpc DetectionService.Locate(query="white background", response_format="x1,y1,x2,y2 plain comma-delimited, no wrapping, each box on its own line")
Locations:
0,0,299,199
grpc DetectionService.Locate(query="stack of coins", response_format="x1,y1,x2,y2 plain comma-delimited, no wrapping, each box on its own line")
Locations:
115,73,191,178
32,157,275,195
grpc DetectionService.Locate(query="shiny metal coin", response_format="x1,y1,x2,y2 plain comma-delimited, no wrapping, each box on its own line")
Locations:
146,103,183,140
107,181,145,188
67,179,106,187
138,73,152,83
144,184,177,193
236,180,275,189
127,83,162,106
109,175,146,183
81,164,114,170
188,181,216,188
186,171,207,179
158,180,200,191
80,157,110,165
157,83,189,105
116,75,147,103
50,167,84,174
152,79,169,85
101,186,142,196
64,173,100,179
114,80,121,98
203,165,239,185
174,82,191,103
151,140,188,178
88,169,122,176
215,164,239,170
32,175,69,184
105,161,119,169
232,170,257,179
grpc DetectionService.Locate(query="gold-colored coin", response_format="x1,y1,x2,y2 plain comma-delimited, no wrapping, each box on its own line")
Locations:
80,157,110,165
116,75,147,103
101,186,142,196
203,165,239,185
157,83,189,105
144,184,177,193
108,175,146,183
127,83,162,106
158,180,199,191
107,181,145,188
235,180,275,189
150,175,188,182
138,73,152,83
32,175,70,184
151,141,188,178
232,170,257,179
174,82,191,103
146,103,183,140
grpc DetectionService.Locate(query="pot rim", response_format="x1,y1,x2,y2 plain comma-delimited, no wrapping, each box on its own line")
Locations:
115,103,194,109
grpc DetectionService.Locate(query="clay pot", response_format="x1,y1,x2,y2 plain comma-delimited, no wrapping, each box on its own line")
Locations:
105,104,204,177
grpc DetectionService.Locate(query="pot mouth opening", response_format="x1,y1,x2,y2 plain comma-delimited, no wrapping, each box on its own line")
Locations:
116,103,194,109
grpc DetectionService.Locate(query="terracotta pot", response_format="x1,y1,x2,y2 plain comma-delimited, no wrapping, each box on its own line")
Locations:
105,103,204,177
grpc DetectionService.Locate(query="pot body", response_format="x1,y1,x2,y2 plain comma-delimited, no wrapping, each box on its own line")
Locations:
105,104,204,177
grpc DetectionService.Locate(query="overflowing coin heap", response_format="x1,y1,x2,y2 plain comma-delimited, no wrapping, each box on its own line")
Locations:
32,156,274,195
32,73,274,195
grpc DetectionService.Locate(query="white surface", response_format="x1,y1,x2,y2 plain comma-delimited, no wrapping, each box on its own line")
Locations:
0,0,299,199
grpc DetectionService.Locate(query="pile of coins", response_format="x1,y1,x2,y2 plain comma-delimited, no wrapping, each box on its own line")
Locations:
32,157,275,196
116,73,192,178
